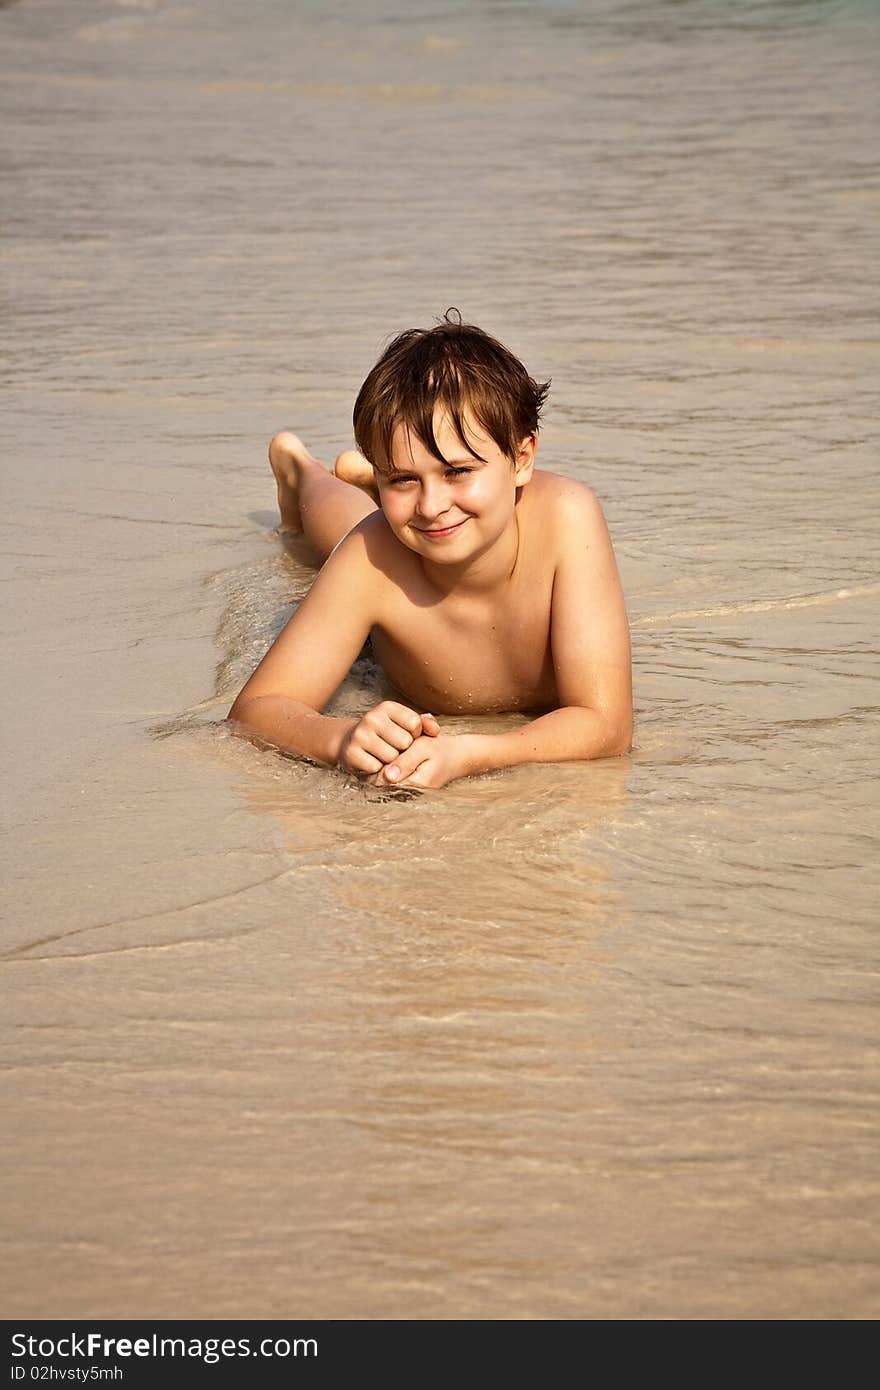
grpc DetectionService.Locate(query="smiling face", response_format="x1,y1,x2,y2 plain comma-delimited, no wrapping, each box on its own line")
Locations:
376,407,536,569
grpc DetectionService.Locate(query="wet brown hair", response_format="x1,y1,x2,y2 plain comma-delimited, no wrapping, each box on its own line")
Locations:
353,309,550,473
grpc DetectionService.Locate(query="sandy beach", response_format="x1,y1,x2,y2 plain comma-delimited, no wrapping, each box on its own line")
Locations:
2,0,878,1318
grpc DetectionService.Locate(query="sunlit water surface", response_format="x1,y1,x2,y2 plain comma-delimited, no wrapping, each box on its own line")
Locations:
2,0,878,1318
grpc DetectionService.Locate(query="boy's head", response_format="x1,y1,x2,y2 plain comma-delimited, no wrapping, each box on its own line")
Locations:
353,310,550,475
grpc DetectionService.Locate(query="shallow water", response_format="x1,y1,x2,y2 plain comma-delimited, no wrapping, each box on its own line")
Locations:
2,0,878,1318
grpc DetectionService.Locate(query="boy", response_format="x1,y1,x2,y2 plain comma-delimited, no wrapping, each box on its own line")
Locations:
228,313,632,790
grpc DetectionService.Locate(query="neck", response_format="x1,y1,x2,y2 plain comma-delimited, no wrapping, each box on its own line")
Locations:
419,508,521,599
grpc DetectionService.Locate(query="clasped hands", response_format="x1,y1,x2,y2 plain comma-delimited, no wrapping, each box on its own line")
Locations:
337,701,470,790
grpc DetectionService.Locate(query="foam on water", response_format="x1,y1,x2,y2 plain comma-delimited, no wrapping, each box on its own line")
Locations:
632,582,880,626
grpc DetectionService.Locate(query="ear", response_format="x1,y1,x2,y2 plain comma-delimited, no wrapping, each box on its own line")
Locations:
513,433,537,486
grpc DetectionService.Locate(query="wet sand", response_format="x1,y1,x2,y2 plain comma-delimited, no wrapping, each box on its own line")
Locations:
2,0,878,1318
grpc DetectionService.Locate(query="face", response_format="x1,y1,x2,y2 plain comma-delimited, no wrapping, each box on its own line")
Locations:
376,407,535,566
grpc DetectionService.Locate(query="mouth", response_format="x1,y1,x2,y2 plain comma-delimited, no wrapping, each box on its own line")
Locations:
413,518,468,540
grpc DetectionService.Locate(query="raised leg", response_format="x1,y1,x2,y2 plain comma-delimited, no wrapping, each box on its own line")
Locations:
268,432,377,564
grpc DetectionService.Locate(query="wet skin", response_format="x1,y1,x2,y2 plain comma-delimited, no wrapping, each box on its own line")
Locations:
230,413,632,788
365,422,558,715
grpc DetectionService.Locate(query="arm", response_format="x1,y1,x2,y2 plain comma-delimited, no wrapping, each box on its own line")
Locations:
229,520,440,772
227,527,374,764
229,520,438,771
377,486,632,788
472,488,632,768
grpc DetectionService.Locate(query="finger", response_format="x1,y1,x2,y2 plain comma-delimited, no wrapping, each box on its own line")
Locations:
381,702,424,738
382,736,433,785
382,757,439,790
390,766,433,789
420,712,440,738
375,714,417,753
346,748,384,775
360,730,407,764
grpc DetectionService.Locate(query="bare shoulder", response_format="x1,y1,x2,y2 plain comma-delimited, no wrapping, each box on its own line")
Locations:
524,469,613,555
322,508,419,600
325,508,412,581
526,468,606,514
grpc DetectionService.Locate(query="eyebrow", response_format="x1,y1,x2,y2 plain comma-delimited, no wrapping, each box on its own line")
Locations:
387,457,483,474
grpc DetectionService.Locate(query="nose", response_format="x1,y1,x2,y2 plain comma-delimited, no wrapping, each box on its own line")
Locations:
415,476,452,521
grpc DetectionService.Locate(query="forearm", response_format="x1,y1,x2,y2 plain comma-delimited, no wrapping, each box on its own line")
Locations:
227,694,356,767
460,705,631,775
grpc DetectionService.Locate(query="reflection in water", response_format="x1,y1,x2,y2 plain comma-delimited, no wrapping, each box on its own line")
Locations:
212,543,632,1182
236,745,629,933
209,525,630,937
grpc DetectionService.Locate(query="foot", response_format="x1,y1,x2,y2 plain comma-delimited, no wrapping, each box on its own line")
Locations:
268,431,319,532
334,448,380,506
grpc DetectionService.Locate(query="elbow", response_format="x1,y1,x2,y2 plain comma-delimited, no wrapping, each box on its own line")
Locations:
605,729,632,758
577,705,631,759
227,694,263,735
604,709,633,758
227,694,250,726
226,696,275,753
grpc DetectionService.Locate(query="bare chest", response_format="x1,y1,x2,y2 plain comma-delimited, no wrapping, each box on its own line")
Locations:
371,579,557,715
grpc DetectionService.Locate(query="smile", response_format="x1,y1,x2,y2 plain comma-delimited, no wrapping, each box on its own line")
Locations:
413,518,469,540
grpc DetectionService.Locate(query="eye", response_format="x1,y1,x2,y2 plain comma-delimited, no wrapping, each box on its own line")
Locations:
447,466,473,478
387,474,416,486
